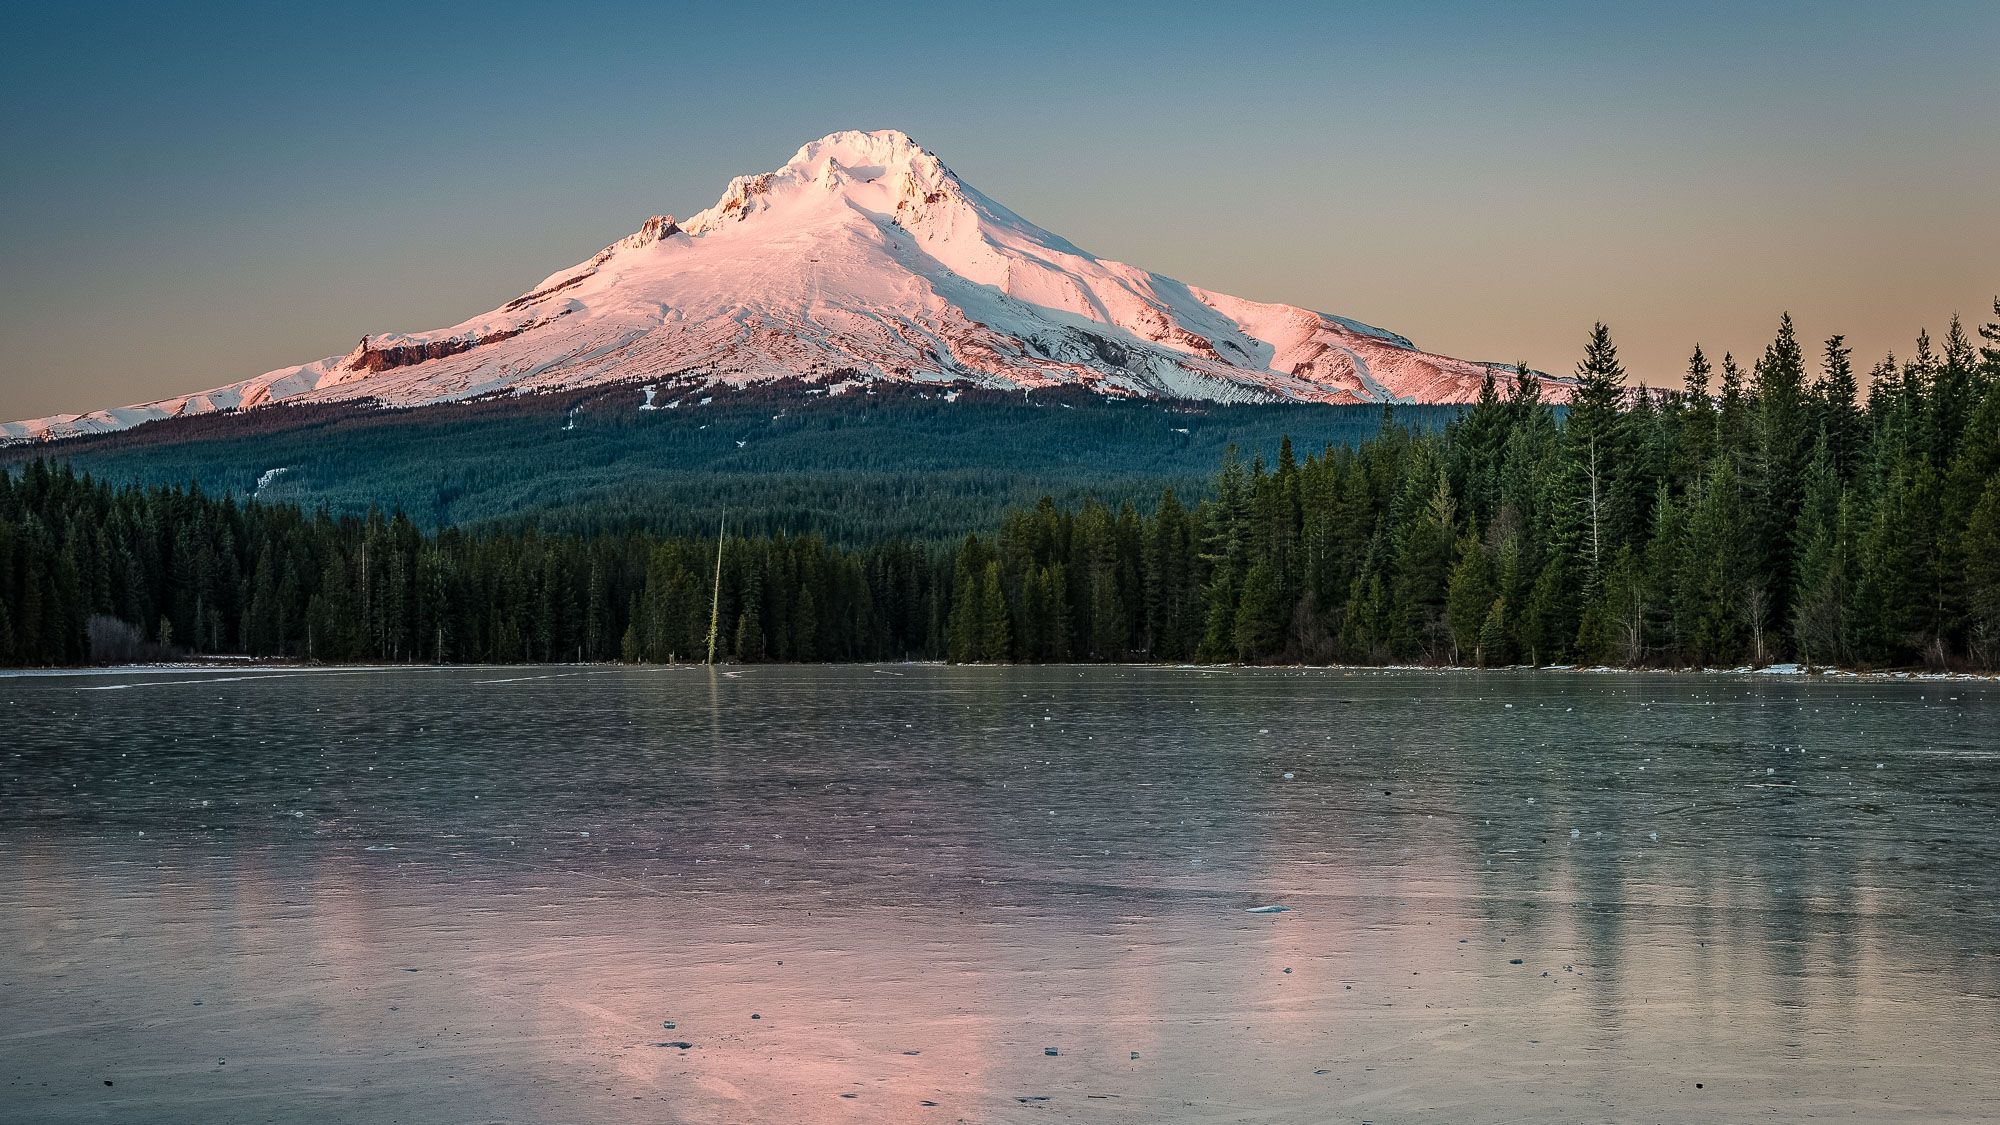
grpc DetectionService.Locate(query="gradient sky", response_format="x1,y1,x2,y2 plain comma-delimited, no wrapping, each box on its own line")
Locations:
2,0,1996,421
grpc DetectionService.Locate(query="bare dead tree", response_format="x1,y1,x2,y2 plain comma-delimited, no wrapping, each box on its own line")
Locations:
1586,437,1603,577
1618,588,1647,667
1741,582,1772,667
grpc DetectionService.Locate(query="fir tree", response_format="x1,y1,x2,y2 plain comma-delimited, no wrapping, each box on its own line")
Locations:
1815,334,1863,477
1964,479,2000,665
1477,596,1511,667
1748,312,1811,637
978,561,1011,662
1444,533,1494,664
1232,561,1283,661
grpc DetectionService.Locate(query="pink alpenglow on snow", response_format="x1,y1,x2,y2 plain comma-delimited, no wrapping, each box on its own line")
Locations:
0,130,1570,443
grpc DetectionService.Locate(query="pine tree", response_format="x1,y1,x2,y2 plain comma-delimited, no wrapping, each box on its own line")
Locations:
1519,560,1569,667
1578,544,1647,665
1683,459,1750,666
1683,343,1713,400
1978,297,2000,374
1932,316,1982,461
1444,533,1493,665
1641,486,1686,663
1853,462,1942,665
1964,479,2000,665
1390,464,1458,659
1717,352,1750,459
1815,334,1864,478
733,603,766,662
1232,561,1283,661
794,586,819,662
1747,313,1810,647
1476,596,1511,667
1197,571,1238,663
1791,497,1853,669
945,536,984,663
1341,569,1393,663
1568,323,1628,446
978,561,1011,662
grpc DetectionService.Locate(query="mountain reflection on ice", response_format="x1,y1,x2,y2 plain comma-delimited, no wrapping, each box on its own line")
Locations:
2,666,1996,1123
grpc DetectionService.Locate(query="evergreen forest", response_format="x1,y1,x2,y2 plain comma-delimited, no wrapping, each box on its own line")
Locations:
4,307,1999,672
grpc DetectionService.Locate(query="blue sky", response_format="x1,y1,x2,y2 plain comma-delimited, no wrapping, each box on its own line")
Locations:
2,0,1995,417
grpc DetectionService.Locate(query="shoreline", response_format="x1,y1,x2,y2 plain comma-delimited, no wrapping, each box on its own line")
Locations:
4,659,1997,683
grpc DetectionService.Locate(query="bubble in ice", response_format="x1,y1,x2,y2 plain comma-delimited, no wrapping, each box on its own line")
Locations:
1570,828,1581,839
1246,904,1292,914
1282,772,1294,780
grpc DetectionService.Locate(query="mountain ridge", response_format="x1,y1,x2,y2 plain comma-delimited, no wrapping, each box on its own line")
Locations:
3,129,1569,443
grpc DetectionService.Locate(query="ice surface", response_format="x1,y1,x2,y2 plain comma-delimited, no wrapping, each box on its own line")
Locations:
1,666,1995,1124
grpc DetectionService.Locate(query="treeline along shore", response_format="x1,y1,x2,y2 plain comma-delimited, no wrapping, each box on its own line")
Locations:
4,307,2000,671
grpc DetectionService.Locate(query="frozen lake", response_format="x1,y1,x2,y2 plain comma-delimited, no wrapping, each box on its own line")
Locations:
2,665,1997,1123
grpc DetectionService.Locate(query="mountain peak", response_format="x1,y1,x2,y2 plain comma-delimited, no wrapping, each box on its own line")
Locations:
2,130,1570,444
784,128,941,179
682,128,959,237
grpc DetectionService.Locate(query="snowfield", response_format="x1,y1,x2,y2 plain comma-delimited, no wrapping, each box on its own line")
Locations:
2,130,1571,443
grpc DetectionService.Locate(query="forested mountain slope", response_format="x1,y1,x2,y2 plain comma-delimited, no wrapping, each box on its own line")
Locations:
1,384,1458,541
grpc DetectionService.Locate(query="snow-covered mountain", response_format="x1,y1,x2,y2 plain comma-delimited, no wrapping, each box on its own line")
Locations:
3,130,1566,443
